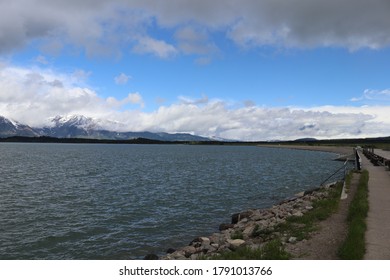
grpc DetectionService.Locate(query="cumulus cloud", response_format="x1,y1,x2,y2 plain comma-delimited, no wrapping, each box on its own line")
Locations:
0,65,109,126
129,103,387,140
1,64,390,140
114,73,131,85
107,93,144,109
132,36,177,58
1,0,390,57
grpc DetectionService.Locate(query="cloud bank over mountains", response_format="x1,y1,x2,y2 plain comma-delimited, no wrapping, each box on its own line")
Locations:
0,64,388,141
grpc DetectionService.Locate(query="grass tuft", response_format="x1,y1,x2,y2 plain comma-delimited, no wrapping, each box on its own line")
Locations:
208,239,290,260
230,230,244,240
338,170,369,259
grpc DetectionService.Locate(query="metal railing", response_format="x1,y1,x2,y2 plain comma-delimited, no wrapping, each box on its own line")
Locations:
355,148,362,171
320,159,349,187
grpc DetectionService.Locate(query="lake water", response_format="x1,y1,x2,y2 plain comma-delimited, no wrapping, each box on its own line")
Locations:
0,143,346,259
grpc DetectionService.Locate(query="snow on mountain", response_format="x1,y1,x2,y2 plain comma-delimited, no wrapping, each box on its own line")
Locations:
0,115,212,141
49,115,102,130
0,116,39,137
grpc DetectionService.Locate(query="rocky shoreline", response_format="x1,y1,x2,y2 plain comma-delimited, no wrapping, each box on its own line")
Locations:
158,181,340,260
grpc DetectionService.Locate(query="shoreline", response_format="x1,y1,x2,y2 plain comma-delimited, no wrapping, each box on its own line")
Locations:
159,181,341,260
256,144,354,156
157,145,353,260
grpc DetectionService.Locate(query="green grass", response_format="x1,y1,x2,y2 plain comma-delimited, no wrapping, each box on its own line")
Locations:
344,170,353,193
338,170,369,259
230,230,244,240
208,239,290,260
273,182,343,241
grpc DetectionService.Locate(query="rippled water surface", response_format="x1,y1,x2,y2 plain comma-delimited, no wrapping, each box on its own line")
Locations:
0,143,345,259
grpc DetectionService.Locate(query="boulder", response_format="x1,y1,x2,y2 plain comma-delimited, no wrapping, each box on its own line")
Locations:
288,237,297,244
166,248,176,254
292,210,304,217
219,223,234,231
243,225,256,237
182,246,197,258
189,237,210,247
209,233,226,245
227,239,246,250
144,254,159,260
231,210,253,224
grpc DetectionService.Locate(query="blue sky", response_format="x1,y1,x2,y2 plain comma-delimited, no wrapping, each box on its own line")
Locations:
1,0,390,140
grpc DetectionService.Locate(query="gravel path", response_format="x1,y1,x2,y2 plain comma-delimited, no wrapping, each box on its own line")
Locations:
285,173,359,259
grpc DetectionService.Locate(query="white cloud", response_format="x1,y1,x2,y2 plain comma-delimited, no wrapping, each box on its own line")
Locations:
351,89,390,102
132,36,177,58
1,65,390,140
126,92,144,106
178,94,209,105
107,92,144,109
114,73,131,85
71,69,92,85
0,65,110,126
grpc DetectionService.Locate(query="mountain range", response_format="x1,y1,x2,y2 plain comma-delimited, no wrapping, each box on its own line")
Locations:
0,115,212,141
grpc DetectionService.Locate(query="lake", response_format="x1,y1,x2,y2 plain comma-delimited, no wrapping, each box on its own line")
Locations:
0,143,346,259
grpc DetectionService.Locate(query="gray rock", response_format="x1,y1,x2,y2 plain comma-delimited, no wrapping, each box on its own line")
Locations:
166,248,176,254
182,246,197,258
199,237,210,244
243,225,256,237
144,254,159,260
219,223,234,231
292,210,304,217
227,239,246,250
231,210,253,224
288,237,297,244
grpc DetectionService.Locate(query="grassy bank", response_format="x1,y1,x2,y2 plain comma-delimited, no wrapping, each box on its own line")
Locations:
338,170,369,259
273,182,343,241
206,182,344,260
208,239,290,260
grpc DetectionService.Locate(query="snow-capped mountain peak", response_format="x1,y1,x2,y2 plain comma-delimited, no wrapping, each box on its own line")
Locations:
49,115,100,130
0,115,213,141
0,116,39,137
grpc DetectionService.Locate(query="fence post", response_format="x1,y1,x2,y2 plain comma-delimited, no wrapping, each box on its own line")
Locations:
355,148,361,171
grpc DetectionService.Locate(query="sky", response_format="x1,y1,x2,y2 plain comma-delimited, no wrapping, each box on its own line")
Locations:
1,0,390,141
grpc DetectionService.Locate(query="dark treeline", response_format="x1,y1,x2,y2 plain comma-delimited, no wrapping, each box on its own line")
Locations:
0,136,225,145
0,135,389,147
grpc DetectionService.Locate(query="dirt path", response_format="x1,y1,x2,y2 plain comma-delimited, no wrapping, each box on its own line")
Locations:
284,173,359,259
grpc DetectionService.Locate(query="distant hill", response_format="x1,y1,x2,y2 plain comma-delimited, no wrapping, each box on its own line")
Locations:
0,115,211,142
294,138,318,142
